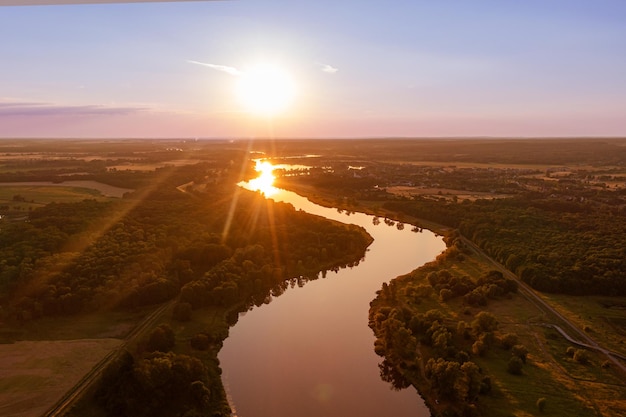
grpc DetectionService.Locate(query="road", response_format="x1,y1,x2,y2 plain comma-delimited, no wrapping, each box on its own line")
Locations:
41,300,174,417
460,236,626,376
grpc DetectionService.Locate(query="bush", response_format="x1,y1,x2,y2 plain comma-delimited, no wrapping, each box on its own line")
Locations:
146,324,176,352
566,346,576,357
536,397,547,412
500,333,518,350
507,356,523,375
440,288,454,301
512,344,528,364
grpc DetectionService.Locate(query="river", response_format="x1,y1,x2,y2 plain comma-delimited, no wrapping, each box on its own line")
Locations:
218,166,446,417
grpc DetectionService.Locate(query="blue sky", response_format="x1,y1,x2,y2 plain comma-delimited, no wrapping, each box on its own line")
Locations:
1,0,625,138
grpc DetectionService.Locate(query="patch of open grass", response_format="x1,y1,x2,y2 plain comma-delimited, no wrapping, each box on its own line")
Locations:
540,293,626,358
6,309,149,342
0,185,109,211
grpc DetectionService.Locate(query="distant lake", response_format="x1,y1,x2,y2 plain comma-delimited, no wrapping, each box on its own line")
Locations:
219,169,445,417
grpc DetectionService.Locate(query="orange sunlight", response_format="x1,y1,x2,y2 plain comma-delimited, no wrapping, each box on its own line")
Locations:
247,160,279,196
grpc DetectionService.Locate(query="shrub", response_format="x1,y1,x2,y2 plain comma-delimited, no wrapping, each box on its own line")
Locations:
507,356,523,375
512,344,528,364
500,333,518,350
146,324,176,352
536,397,547,412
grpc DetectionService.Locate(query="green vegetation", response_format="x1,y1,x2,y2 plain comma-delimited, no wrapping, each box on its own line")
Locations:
274,139,626,297
368,240,626,417
2,138,625,417
0,140,373,416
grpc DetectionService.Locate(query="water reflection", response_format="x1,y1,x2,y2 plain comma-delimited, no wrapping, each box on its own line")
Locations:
246,160,279,196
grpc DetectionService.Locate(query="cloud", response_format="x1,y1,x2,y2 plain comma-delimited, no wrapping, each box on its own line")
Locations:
187,60,243,76
317,62,338,74
0,101,146,117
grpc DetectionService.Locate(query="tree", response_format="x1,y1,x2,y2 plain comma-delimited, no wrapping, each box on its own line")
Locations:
472,311,498,335
439,288,453,301
507,356,523,375
500,333,518,350
459,361,482,402
472,340,487,357
146,324,176,353
512,344,528,363
426,358,463,400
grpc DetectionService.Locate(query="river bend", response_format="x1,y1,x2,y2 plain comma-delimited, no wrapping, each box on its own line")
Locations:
219,182,445,417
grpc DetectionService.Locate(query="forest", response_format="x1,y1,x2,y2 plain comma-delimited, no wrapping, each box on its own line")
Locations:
273,139,626,297
0,141,372,416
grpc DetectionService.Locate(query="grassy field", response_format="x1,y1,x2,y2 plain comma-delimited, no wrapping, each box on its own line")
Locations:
0,185,110,211
0,338,122,417
538,294,626,359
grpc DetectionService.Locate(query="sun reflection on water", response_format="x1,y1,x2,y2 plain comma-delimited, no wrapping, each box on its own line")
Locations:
247,160,279,196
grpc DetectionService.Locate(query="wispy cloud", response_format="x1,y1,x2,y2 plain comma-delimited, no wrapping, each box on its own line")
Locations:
0,101,146,117
187,60,243,76
317,62,338,74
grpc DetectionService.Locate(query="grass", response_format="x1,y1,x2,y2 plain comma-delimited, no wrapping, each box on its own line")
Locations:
0,185,110,211
1,309,151,343
0,338,122,417
539,293,626,358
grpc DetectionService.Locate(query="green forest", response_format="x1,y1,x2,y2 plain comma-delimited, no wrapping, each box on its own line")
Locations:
0,147,372,417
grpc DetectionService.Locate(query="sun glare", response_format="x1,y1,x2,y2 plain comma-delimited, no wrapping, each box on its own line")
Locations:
248,160,278,196
236,64,296,117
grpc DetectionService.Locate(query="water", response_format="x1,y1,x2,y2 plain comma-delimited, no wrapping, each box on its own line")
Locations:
219,181,445,417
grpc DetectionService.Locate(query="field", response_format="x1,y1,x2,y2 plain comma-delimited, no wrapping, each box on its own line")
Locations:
0,338,122,417
0,182,133,211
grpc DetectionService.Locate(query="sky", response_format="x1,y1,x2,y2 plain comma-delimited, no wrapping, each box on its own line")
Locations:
1,0,626,138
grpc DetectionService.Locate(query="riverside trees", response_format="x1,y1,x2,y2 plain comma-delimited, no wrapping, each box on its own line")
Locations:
2,159,371,323
369,258,528,416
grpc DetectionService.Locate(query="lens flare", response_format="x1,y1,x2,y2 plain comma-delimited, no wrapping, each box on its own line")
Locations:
247,160,278,196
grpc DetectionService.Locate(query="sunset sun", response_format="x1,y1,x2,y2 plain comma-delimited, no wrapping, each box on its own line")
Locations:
236,64,296,117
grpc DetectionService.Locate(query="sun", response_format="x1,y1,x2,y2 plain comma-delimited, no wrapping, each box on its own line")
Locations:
236,64,296,117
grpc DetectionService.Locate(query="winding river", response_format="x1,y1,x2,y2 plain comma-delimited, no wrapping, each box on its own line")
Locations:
219,167,446,417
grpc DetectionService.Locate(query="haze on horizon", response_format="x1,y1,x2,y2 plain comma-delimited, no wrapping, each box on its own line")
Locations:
1,0,625,138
